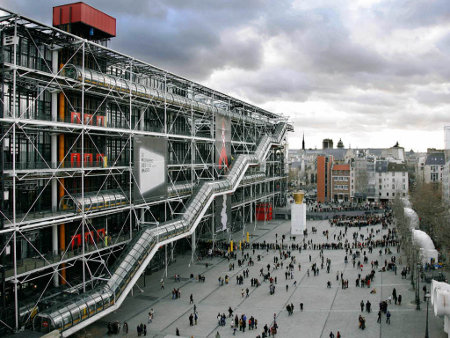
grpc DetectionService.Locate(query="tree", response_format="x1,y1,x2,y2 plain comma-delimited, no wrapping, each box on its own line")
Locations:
410,183,444,245
410,183,450,268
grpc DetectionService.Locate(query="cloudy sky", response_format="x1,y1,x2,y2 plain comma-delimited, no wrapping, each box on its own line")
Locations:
4,0,450,151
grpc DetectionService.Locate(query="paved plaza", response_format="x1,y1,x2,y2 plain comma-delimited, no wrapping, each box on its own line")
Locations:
73,218,446,338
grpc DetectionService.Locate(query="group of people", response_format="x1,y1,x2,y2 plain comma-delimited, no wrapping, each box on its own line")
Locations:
330,213,391,228
104,202,410,337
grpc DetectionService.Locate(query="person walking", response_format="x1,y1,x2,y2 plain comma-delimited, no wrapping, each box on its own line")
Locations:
176,328,180,336
190,294,194,304
386,310,391,324
360,300,364,312
398,294,402,305
329,332,335,338
377,311,381,323
189,313,194,326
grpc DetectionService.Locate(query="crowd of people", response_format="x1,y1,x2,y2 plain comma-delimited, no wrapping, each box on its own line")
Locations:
103,203,414,337
306,201,385,213
330,212,392,228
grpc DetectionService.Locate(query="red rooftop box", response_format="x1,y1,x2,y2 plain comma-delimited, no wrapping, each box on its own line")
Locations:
53,2,116,39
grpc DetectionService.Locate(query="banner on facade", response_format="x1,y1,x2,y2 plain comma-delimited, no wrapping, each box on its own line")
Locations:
133,136,167,201
215,113,232,233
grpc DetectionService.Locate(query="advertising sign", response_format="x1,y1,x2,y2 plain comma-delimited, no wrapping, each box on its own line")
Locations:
133,136,167,201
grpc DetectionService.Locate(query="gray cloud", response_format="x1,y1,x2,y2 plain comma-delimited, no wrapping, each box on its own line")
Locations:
3,0,450,151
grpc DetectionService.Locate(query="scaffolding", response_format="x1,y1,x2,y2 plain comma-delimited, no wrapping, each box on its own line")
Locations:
0,8,292,335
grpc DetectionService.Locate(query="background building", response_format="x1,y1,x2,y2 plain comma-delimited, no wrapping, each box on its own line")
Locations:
423,151,445,184
443,126,450,204
331,164,351,202
317,155,333,202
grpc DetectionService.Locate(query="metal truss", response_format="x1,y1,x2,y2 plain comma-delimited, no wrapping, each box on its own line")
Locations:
0,8,291,333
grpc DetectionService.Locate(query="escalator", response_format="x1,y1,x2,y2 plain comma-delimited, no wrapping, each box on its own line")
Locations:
33,122,287,336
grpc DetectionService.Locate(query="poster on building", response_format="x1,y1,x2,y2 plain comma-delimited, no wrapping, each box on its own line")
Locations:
215,113,232,233
215,113,232,173
133,136,167,201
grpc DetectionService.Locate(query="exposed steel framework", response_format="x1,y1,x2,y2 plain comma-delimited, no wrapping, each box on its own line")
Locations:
0,7,292,335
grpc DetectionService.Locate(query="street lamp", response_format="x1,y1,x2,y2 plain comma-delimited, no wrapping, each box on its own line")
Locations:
416,262,421,310
425,292,430,338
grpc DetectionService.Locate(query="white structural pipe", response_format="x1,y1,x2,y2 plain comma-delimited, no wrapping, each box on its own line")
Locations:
431,280,450,337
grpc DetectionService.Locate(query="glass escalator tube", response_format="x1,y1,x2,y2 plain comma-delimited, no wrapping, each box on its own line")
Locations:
34,123,285,333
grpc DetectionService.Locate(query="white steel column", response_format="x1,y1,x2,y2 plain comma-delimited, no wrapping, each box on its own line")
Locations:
191,229,196,264
129,60,133,241
12,18,19,332
139,108,144,131
140,208,145,230
51,49,59,286
81,41,86,293
164,244,168,277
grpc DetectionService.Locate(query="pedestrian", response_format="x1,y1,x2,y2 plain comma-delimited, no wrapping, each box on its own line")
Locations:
423,286,427,301
329,331,335,338
360,300,364,312
386,310,391,324
194,312,198,325
398,294,402,305
160,279,164,289
123,322,128,334
143,324,147,336
189,313,194,326
377,311,381,323
300,303,303,311
336,331,341,338
176,328,180,336
190,294,194,304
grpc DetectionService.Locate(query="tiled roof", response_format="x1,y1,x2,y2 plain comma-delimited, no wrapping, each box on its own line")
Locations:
332,164,350,171
425,153,445,165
